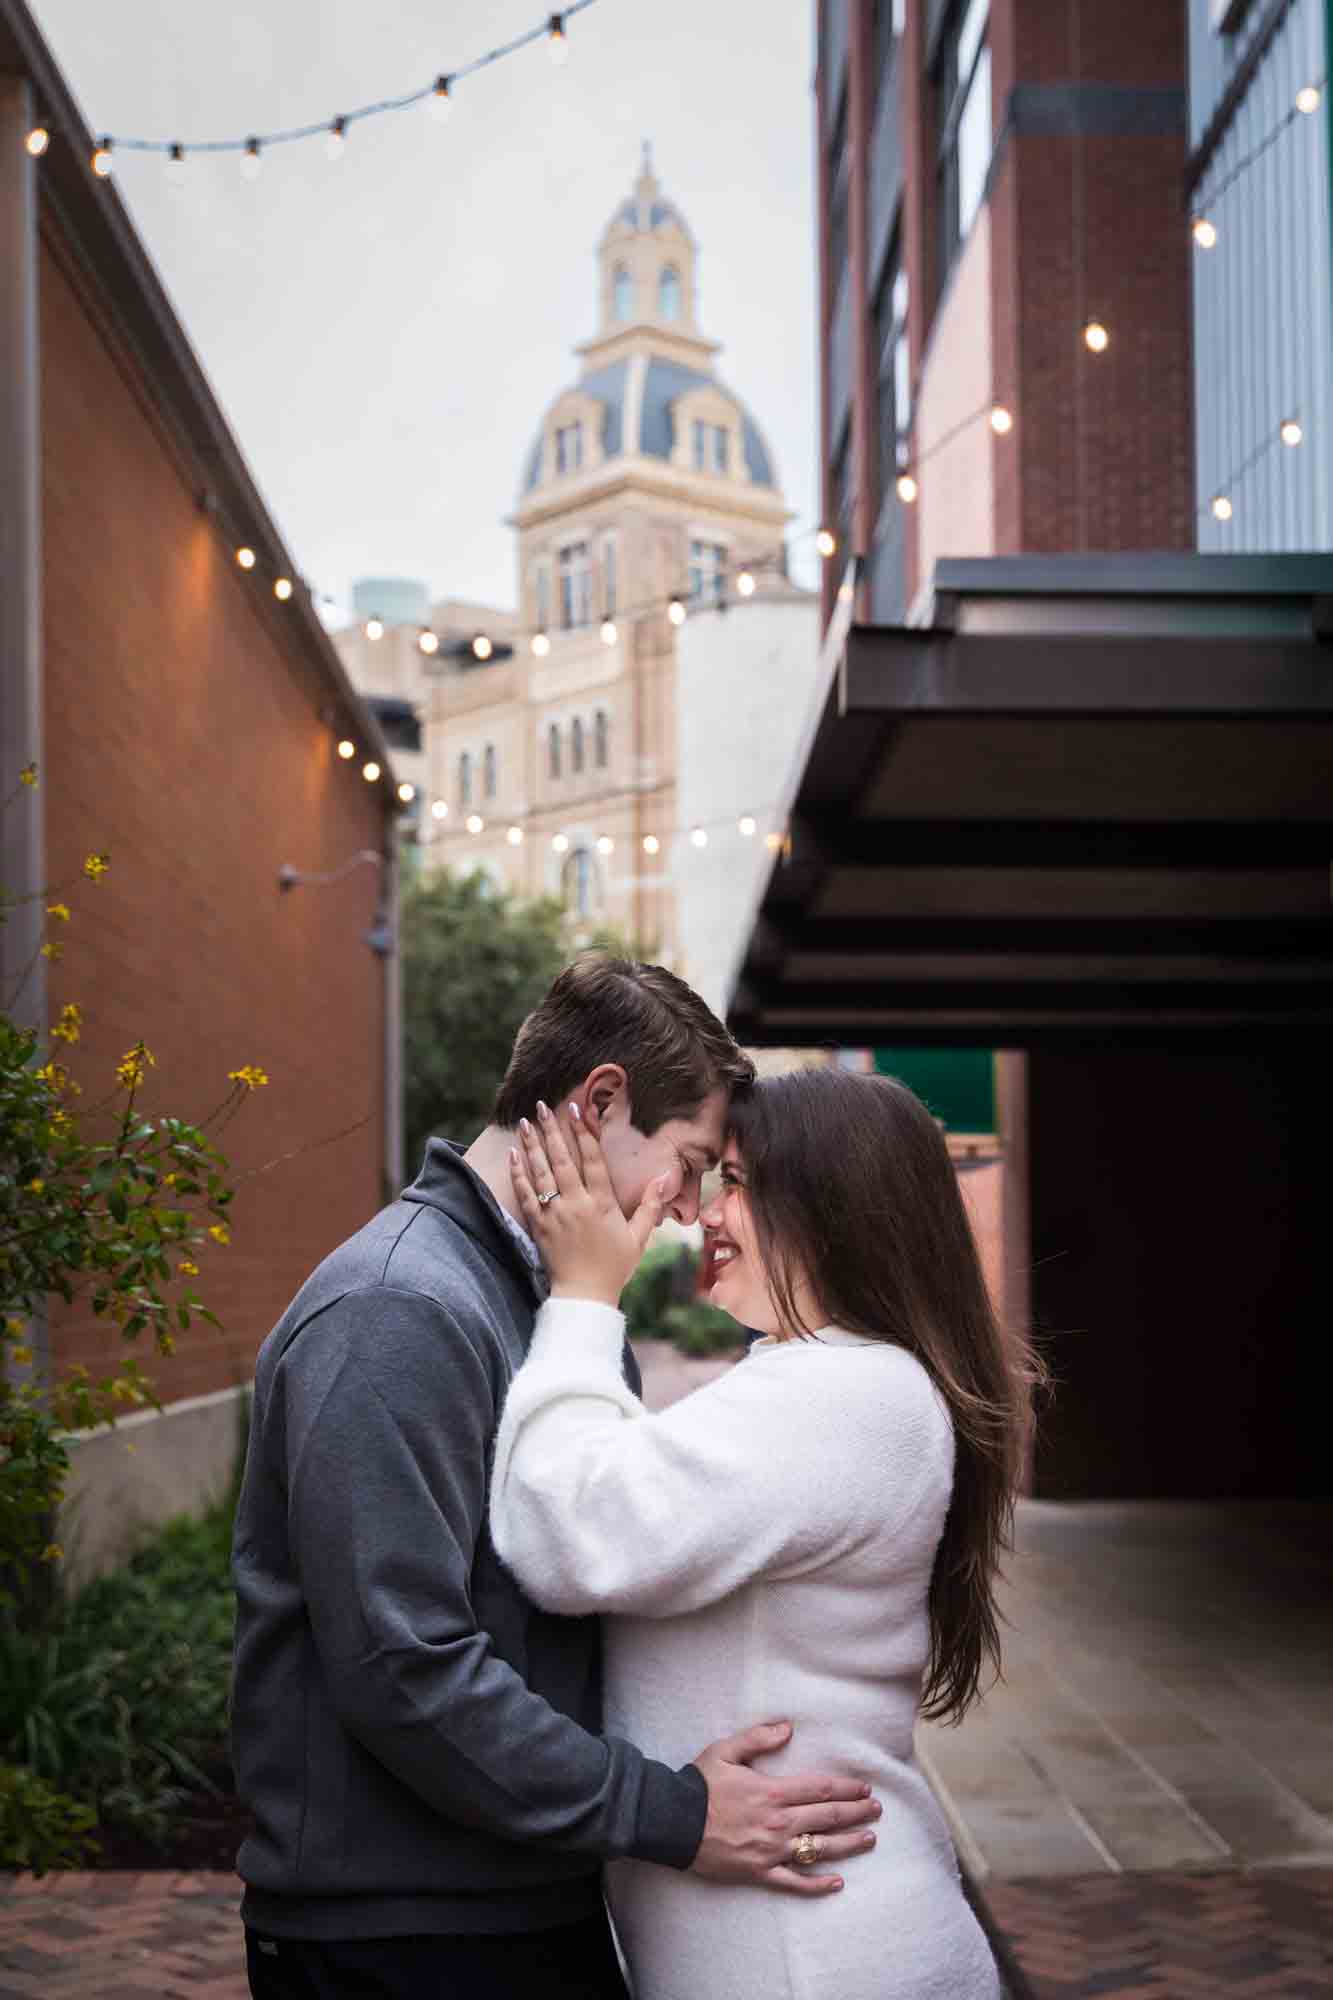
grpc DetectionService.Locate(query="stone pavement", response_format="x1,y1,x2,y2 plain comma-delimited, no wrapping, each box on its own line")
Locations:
0,1871,245,1998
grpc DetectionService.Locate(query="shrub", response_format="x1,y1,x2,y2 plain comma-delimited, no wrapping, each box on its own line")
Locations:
660,1301,744,1357
0,1761,98,1873
621,1241,698,1340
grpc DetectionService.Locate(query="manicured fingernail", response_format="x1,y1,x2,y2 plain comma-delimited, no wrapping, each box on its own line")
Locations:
569,1100,581,1120
509,1148,519,1166
871,1802,883,1818
830,1878,844,1892
520,1117,532,1136
537,1100,550,1120
861,1833,876,1849
859,1785,872,1798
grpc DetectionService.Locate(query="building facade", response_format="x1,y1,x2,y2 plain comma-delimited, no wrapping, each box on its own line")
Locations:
1188,0,1332,549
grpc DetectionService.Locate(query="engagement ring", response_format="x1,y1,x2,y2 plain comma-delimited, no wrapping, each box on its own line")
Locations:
536,1190,560,1207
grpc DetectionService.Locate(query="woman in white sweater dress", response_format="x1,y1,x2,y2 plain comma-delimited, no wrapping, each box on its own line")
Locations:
490,1069,1036,2000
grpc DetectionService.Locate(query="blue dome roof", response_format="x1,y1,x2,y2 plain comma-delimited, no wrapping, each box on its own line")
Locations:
521,357,776,496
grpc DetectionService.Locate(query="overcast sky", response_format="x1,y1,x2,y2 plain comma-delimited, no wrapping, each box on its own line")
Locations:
33,0,818,618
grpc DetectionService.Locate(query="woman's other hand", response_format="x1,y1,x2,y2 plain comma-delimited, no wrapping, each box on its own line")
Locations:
510,1101,667,1306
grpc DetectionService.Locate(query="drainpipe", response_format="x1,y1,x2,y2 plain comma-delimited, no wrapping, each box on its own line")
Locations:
0,74,49,1385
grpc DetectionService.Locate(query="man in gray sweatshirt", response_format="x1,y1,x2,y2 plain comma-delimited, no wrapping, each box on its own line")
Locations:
232,956,880,1998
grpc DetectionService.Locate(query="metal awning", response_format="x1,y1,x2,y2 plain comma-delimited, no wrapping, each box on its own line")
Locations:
728,554,1333,1046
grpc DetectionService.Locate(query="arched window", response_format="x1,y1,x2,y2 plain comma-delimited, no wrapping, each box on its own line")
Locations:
548,722,562,780
658,265,681,320
483,744,496,799
613,264,634,320
458,751,472,806
562,847,597,917
571,716,585,774
594,709,609,769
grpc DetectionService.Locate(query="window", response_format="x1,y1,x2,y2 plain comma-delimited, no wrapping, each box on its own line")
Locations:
936,0,991,287
558,542,592,629
692,421,728,474
571,716,586,774
458,751,472,807
594,709,609,769
548,723,562,780
562,847,597,917
874,246,911,506
613,264,633,319
603,538,617,617
658,265,681,320
535,565,550,633
555,422,584,476
483,744,496,799
874,0,905,79
689,539,727,603
830,418,854,558
828,89,851,287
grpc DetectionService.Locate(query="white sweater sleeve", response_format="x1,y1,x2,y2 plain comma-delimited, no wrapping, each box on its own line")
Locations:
489,1297,947,1618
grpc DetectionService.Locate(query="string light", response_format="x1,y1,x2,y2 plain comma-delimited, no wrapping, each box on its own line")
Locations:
365,617,384,641
337,739,356,760
397,782,416,803
466,813,485,834
642,834,660,854
430,75,453,122
1192,216,1217,249
736,570,756,598
472,633,493,660
235,545,256,569
690,827,708,848
507,824,524,845
815,528,837,558
531,631,551,657
764,831,784,852
1296,83,1322,115
418,628,439,656
362,760,381,782
896,472,918,504
596,834,614,855
668,597,686,627
242,138,262,181
25,125,49,157
91,137,113,177
600,619,617,645
166,142,187,185
552,833,570,853
431,799,449,820
989,404,1013,435
326,116,347,161
1281,419,1303,447
1211,494,1233,521
548,13,569,64
1084,320,1109,353
273,576,294,600
738,815,756,837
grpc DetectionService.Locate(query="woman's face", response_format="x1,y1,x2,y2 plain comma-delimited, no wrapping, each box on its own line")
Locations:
700,1138,820,1339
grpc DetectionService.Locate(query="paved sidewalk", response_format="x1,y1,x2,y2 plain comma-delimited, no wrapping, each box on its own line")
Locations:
0,1871,245,1998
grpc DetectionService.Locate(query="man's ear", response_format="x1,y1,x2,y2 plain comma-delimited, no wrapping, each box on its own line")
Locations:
582,1063,628,1134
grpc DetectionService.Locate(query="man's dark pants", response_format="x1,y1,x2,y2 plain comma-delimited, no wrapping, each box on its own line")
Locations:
244,1913,629,1999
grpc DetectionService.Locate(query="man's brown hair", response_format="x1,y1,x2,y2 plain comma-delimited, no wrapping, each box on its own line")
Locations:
493,953,754,1134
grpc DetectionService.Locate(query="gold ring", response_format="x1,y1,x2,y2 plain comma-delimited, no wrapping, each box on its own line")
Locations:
791,1831,820,1868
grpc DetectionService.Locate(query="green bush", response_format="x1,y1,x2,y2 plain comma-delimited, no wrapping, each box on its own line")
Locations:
660,1301,744,1357
0,1761,98,1873
620,1241,699,1340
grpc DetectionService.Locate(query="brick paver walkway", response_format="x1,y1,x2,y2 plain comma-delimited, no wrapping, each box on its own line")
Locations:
0,1871,246,1998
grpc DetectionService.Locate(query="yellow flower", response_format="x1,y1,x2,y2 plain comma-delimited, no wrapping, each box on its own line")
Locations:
158,1333,176,1356
179,1258,199,1276
40,941,64,962
26,1178,45,1195
227,1065,270,1091
46,902,70,923
51,1002,83,1044
35,1060,67,1088
41,1543,64,1564
208,1222,230,1247
49,1108,71,1134
20,764,38,788
115,1043,156,1091
82,851,110,882
10,1345,33,1367
5,1318,25,1339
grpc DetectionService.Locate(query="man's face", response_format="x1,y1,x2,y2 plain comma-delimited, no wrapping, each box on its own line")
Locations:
596,1084,729,1226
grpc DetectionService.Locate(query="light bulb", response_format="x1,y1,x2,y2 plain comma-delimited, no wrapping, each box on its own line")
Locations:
326,117,347,161
668,597,686,627
736,570,756,598
431,799,449,820
365,617,384,641
596,835,615,856
1211,494,1233,522
764,831,784,852
362,761,381,782
398,782,416,804
690,827,708,848
1192,216,1217,249
1281,419,1303,447
273,576,293,601
418,628,439,655
548,13,568,65
552,833,570,854
236,546,256,570
896,472,918,504
1084,320,1110,353
600,619,617,645
642,834,660,855
430,75,452,121
815,528,837,558
26,126,50,158
92,139,113,178
531,630,550,657
1297,84,1321,115
738,815,756,837
472,633,493,661
167,143,187,186
507,825,524,846
337,739,356,760
241,139,262,181
990,404,1014,435
466,814,484,834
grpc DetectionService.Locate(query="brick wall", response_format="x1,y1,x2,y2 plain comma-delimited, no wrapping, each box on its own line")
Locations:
39,234,387,1407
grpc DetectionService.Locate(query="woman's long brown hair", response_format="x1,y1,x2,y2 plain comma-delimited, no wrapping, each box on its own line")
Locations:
726,1067,1043,1724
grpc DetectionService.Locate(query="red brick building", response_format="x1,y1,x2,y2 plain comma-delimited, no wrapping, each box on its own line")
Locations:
2,0,400,1571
